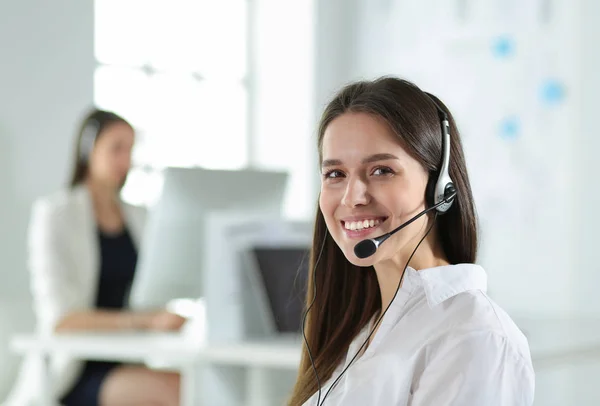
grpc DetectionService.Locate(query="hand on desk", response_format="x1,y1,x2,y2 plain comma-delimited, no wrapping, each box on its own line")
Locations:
55,309,187,332
146,310,187,331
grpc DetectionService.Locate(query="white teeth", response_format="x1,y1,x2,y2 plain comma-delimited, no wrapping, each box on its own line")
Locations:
344,219,382,231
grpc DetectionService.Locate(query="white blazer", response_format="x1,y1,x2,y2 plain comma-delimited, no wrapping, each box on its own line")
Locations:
3,185,146,406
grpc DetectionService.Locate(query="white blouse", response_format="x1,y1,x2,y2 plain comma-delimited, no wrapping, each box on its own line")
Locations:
304,264,535,406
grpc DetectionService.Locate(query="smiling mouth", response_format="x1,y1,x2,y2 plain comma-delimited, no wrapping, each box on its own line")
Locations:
341,217,388,232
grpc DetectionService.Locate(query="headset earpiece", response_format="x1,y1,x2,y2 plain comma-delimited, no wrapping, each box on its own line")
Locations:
426,175,455,213
79,119,100,162
425,95,456,214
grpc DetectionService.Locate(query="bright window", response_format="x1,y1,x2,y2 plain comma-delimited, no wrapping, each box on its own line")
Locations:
94,0,249,206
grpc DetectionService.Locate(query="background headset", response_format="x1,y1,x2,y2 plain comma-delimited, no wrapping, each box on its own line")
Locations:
78,118,101,162
302,92,457,405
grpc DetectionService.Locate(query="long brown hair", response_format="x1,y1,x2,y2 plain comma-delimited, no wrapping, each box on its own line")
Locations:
69,108,133,187
288,77,478,405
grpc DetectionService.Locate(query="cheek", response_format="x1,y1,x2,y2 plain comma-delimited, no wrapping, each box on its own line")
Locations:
319,190,338,227
89,151,107,174
117,150,132,168
104,153,120,170
376,179,425,217
90,149,121,175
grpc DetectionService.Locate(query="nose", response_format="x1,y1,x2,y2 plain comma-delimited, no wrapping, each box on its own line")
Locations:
341,176,371,208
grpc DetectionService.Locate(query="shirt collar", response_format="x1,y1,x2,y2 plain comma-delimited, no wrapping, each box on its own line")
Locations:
407,263,487,308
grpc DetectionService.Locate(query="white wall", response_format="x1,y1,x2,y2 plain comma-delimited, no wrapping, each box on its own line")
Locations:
575,0,600,316
251,0,316,220
0,0,95,399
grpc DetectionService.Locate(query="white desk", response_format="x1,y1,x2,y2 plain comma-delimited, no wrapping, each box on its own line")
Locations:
11,318,600,405
10,332,301,406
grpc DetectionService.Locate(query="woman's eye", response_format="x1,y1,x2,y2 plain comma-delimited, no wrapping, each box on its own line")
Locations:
372,166,394,176
323,169,344,179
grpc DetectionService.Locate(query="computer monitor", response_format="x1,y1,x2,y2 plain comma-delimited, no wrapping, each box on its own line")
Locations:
201,213,312,342
249,246,309,334
239,242,313,339
128,167,289,310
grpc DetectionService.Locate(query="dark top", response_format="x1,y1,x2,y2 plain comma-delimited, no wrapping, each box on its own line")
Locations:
95,227,138,309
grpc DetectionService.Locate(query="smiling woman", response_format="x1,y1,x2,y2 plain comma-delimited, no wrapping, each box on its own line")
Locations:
288,77,535,406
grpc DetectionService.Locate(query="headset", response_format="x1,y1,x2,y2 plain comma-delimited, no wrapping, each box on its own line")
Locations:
302,92,457,405
79,118,101,162
424,92,456,214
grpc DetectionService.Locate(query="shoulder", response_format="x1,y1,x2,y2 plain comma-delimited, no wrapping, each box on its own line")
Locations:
411,307,535,406
33,186,87,211
431,289,532,367
31,187,86,222
414,264,531,364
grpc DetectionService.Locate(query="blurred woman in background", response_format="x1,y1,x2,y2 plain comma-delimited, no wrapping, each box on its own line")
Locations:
5,109,183,406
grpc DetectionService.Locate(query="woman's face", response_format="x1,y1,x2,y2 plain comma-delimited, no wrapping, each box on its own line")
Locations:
88,122,134,188
319,112,430,267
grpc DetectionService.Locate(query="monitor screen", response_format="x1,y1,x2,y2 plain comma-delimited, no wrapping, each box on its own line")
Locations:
251,247,310,334
128,167,288,309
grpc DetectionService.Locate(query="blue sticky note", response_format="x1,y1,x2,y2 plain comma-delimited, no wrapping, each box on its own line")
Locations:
499,116,520,140
492,36,515,59
540,79,565,105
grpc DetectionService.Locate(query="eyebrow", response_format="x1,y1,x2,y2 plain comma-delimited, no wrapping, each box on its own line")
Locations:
321,153,400,168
